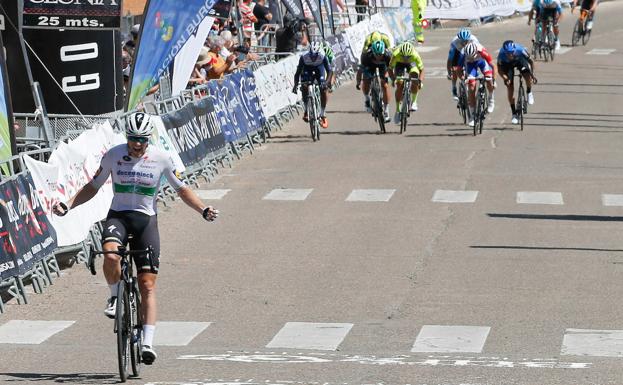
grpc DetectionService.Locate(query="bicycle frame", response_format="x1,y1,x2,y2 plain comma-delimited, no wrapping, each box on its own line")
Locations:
300,81,321,142
395,75,413,134
370,68,386,133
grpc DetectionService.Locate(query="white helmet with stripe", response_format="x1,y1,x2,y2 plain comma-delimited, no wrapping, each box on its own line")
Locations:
126,112,154,137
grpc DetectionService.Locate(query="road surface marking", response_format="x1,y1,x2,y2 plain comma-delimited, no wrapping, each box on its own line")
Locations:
416,46,440,53
557,47,572,54
266,322,353,350
432,190,479,203
197,189,231,200
263,189,313,201
346,189,395,202
411,325,491,353
561,328,623,357
154,321,211,346
0,320,74,344
601,194,623,206
516,191,564,205
587,49,616,55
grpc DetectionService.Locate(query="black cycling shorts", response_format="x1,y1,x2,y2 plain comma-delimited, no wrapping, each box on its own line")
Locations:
499,57,531,82
102,210,160,274
581,0,595,11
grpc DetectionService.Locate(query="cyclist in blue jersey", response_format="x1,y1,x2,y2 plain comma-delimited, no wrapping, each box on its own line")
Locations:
53,112,219,365
447,28,480,100
529,0,562,50
497,40,536,124
293,41,334,129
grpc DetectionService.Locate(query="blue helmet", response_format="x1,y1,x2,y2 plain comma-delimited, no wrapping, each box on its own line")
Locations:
457,28,471,41
502,40,516,53
543,0,554,5
371,40,385,55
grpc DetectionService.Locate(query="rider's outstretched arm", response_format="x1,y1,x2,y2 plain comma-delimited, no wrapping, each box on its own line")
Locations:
177,186,218,220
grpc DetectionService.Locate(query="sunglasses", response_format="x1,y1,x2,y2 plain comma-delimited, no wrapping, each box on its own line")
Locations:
127,136,149,144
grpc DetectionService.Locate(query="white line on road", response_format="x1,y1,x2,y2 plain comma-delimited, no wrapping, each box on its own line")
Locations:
416,46,440,53
346,189,395,202
266,322,353,350
432,190,479,203
0,320,74,344
587,48,616,55
263,189,313,201
557,47,573,54
411,325,491,353
601,194,623,206
561,328,623,357
197,189,231,200
516,191,564,205
154,321,211,346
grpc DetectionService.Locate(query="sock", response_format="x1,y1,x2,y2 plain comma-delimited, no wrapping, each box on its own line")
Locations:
510,104,517,115
452,78,457,88
411,92,418,103
109,282,120,297
527,86,532,94
396,102,401,113
320,107,325,116
364,94,370,102
469,107,475,119
143,324,156,347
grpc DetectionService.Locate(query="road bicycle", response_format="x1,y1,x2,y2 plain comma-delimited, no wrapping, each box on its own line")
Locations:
472,76,490,136
369,68,387,134
89,242,154,382
514,74,528,131
532,18,556,62
572,9,592,46
300,80,321,142
396,75,419,134
456,74,469,125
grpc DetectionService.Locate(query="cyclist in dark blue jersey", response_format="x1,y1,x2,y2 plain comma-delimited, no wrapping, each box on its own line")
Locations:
497,40,536,125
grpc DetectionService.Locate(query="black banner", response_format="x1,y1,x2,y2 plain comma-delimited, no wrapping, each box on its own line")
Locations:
0,173,57,282
280,0,305,19
208,0,234,19
23,0,122,29
304,0,324,37
190,97,226,154
326,35,346,76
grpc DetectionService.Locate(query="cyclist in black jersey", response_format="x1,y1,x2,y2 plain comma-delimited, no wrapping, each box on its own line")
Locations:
53,112,219,365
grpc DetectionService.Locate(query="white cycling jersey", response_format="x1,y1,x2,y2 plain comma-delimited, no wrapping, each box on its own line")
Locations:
450,36,481,52
91,144,185,216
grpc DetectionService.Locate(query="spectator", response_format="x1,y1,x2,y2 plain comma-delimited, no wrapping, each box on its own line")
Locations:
355,0,368,22
253,0,273,46
206,36,236,80
187,47,213,88
239,0,257,46
124,24,140,58
220,31,259,70
275,14,309,55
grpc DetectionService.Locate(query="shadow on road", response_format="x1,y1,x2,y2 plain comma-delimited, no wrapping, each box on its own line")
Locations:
535,82,623,87
322,130,390,135
538,90,623,96
487,213,623,221
0,372,118,384
525,116,623,123
531,112,623,118
470,245,623,252
268,134,314,143
326,110,368,114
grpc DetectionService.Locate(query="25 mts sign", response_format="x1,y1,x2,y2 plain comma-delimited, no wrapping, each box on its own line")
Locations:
23,0,122,30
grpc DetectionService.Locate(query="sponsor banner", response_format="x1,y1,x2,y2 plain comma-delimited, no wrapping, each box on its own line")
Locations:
160,104,216,166
209,0,234,18
189,97,227,154
171,16,216,96
304,0,324,37
323,0,336,35
343,20,369,64
0,33,16,175
336,33,357,69
230,69,266,131
326,35,347,76
127,0,219,111
0,173,57,281
24,121,125,247
280,0,305,19
369,13,395,46
253,54,301,118
205,81,241,143
150,117,186,172
422,0,534,19
22,0,121,29
381,8,414,42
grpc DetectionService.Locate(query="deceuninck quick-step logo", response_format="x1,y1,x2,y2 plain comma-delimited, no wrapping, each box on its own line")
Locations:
154,11,174,42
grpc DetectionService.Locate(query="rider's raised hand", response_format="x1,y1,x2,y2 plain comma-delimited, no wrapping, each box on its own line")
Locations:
202,206,219,222
52,202,69,217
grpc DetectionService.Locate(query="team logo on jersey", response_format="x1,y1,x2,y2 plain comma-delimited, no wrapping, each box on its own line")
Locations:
174,170,182,180
123,155,132,161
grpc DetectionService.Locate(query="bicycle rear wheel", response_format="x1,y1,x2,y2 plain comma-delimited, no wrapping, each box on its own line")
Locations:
474,87,485,136
400,91,409,134
458,83,468,124
582,25,591,45
116,284,130,382
572,19,582,46
371,87,385,134
548,31,556,61
517,83,526,131
129,281,142,377
307,93,317,142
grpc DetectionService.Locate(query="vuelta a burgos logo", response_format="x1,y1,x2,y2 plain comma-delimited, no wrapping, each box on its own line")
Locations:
154,11,174,42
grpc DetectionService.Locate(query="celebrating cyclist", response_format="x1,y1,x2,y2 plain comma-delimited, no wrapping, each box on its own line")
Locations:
362,30,392,54
497,40,536,125
572,0,598,30
52,112,219,366
356,40,392,123
293,41,333,129
388,41,424,124
462,42,496,127
529,0,562,50
447,28,480,101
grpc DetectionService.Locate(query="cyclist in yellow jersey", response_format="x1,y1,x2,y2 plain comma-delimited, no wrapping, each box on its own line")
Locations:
388,41,424,124
411,0,426,43
362,31,392,54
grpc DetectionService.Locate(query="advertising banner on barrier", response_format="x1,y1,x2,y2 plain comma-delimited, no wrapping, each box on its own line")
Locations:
369,13,396,46
337,32,358,69
253,54,302,118
127,0,219,111
230,70,266,132
151,117,187,173
0,33,15,176
24,122,125,247
281,0,306,19
190,97,227,154
304,0,324,37
0,173,58,282
205,81,242,143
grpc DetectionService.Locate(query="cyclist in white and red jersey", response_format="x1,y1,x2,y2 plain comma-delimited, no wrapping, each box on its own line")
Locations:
53,112,219,366
461,42,496,127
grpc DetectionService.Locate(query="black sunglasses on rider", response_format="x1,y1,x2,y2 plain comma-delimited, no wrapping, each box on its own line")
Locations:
127,136,149,144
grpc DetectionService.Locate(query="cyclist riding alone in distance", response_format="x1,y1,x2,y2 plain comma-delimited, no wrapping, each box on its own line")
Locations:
293,41,334,129
497,40,536,125
447,28,480,101
389,41,424,124
52,112,219,366
356,40,393,123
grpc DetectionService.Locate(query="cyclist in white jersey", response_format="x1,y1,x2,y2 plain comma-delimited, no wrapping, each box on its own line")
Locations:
53,112,219,365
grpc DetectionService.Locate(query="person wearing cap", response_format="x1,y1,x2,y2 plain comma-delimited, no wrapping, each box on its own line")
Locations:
188,47,213,88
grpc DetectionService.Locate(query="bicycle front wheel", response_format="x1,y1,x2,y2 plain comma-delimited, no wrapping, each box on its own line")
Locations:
582,25,591,45
307,93,317,142
548,31,556,61
129,281,142,377
116,284,130,382
572,20,581,46
517,83,526,131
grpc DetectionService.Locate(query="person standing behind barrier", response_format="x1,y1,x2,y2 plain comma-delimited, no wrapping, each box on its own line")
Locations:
411,0,426,44
253,0,273,47
275,15,309,55
239,0,258,46
52,112,219,366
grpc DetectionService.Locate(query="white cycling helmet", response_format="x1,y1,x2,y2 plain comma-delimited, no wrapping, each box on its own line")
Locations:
464,42,478,59
126,112,154,137
309,41,322,55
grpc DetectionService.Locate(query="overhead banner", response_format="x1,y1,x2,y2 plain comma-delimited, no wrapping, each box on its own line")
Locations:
0,33,16,175
281,0,305,19
171,16,215,96
0,173,58,282
22,0,122,29
209,0,234,19
24,121,125,247
126,0,219,111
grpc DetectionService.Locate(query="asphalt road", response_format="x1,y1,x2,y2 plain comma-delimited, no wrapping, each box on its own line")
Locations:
1,2,623,384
